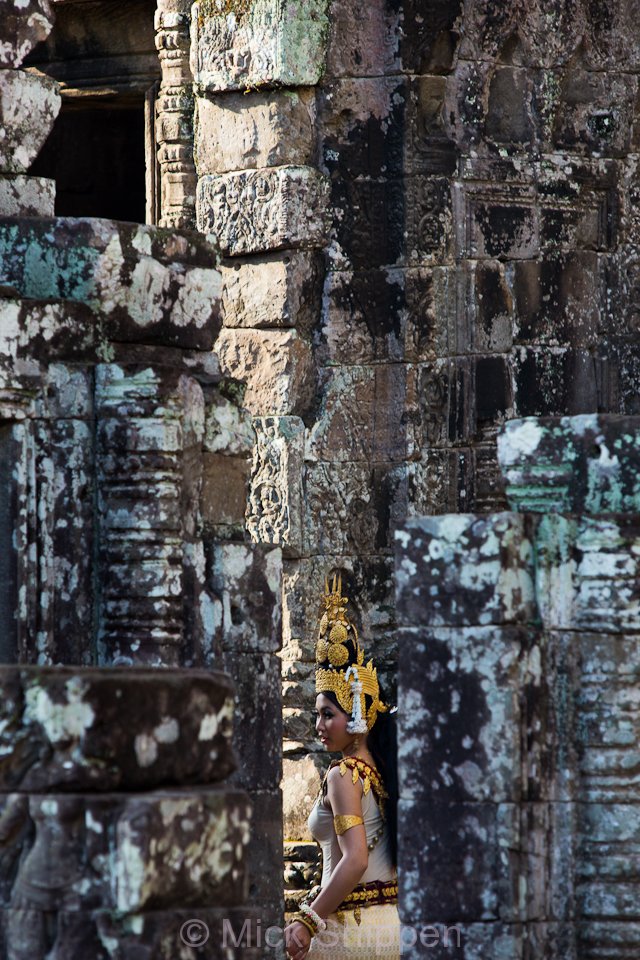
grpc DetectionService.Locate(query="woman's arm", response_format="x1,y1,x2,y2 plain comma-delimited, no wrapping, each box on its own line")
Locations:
309,765,368,919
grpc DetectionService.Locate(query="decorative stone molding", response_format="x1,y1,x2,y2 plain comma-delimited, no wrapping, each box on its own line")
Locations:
246,416,305,553
95,364,205,666
191,0,330,92
196,166,330,256
154,0,197,229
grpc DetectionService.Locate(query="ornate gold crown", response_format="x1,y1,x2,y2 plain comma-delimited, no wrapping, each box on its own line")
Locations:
315,574,388,733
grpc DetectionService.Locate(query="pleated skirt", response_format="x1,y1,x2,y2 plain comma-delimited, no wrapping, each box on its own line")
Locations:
306,904,401,960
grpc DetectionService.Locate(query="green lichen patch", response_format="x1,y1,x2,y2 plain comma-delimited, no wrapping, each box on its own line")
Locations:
198,0,255,23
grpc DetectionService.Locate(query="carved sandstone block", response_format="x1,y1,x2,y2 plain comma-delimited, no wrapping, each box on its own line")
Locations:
246,415,305,551
191,0,330,92
216,329,315,416
195,90,314,174
0,174,54,216
0,0,53,68
221,251,323,330
301,461,377,557
398,626,532,804
210,542,282,653
395,514,537,627
0,789,250,911
0,69,60,174
498,415,640,515
0,666,235,791
196,166,330,256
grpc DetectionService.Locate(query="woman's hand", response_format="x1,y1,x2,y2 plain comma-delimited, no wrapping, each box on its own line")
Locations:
284,919,312,960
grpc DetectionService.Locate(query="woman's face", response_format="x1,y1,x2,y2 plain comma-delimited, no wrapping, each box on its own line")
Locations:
315,693,351,752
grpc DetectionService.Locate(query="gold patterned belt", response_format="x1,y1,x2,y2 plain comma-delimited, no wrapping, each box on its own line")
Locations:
336,879,398,925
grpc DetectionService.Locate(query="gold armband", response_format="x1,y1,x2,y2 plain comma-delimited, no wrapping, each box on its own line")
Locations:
334,814,364,836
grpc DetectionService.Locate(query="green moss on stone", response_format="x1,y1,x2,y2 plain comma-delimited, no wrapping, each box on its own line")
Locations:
198,0,254,23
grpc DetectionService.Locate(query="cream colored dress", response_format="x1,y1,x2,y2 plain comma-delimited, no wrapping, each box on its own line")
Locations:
305,766,400,959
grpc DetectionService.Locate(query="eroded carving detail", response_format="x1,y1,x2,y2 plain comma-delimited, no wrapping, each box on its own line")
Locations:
246,416,304,552
196,166,329,255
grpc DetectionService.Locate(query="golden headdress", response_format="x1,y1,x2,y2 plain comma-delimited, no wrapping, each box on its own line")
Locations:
315,574,388,733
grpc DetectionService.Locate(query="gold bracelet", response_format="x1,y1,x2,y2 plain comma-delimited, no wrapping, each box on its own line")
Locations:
334,814,364,835
292,915,316,939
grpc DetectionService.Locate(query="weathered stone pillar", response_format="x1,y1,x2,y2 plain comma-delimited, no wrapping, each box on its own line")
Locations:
0,216,223,667
395,512,540,957
395,414,640,959
191,0,331,926
0,665,258,959
154,0,197,228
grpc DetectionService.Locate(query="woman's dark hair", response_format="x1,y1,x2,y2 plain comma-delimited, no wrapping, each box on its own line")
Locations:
320,689,398,868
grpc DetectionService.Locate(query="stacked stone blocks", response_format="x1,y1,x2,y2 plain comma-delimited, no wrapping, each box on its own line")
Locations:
0,666,258,959
0,5,282,953
0,0,58,216
396,414,640,959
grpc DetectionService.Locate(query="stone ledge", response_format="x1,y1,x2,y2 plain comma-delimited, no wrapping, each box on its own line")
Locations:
0,666,236,791
0,217,222,349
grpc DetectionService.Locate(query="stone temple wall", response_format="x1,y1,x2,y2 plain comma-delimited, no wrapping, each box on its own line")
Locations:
4,0,640,950
0,1,282,955
395,414,640,958
187,0,640,907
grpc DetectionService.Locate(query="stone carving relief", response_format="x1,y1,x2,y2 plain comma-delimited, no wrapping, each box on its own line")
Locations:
155,0,197,229
191,0,330,92
197,166,329,256
246,416,304,553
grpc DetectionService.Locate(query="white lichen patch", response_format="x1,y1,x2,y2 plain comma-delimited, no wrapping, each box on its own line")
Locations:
198,712,220,741
497,418,544,465
86,810,104,833
116,819,147,912
154,717,179,744
134,733,159,768
24,676,96,743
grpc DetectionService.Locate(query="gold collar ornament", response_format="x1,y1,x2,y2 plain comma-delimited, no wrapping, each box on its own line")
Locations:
315,574,388,733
